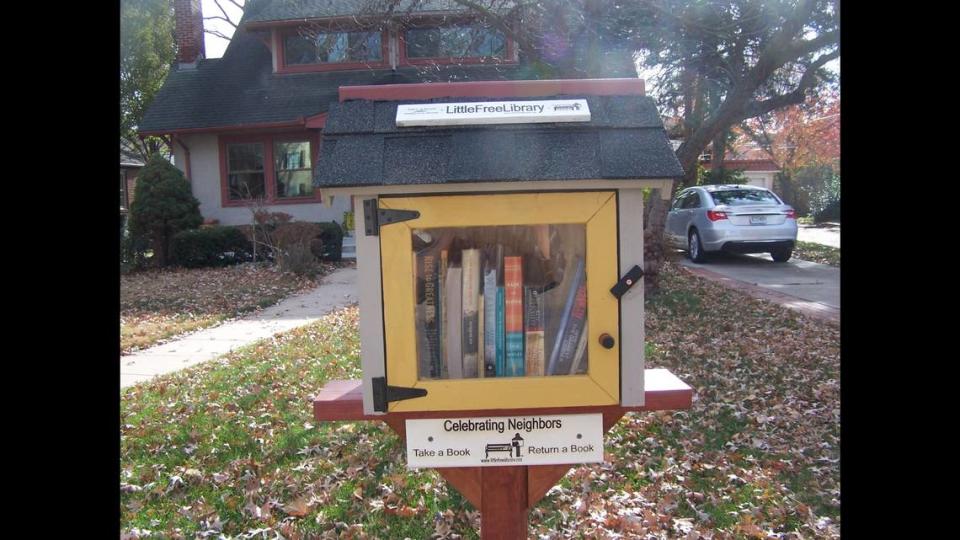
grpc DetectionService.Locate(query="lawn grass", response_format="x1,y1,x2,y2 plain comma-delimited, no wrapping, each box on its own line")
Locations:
121,261,839,539
793,241,840,267
121,263,341,353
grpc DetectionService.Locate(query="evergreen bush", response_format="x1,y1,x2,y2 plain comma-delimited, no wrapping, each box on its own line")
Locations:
127,155,202,267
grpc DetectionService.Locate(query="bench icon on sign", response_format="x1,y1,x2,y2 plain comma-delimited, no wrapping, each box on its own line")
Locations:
553,103,582,112
485,433,525,458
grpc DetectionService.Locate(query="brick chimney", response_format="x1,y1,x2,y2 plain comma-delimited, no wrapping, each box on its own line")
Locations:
174,0,205,67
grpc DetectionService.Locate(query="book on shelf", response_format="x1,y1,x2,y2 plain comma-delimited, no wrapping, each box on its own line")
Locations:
496,286,505,376
445,266,463,379
461,249,481,379
554,274,587,376
568,320,589,375
546,256,586,376
477,295,485,378
524,285,546,376
439,250,449,379
416,251,441,378
483,267,497,377
503,256,525,377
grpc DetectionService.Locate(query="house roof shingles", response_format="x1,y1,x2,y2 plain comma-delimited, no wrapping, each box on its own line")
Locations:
139,0,638,135
314,94,683,188
243,0,509,24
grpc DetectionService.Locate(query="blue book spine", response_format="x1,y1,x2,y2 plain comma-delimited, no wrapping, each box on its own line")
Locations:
483,269,497,377
496,287,505,376
505,334,525,376
546,257,585,375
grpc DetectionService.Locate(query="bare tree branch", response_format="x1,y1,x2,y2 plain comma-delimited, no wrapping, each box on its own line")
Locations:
203,15,238,29
210,0,240,28
740,50,840,119
449,0,537,56
205,28,235,41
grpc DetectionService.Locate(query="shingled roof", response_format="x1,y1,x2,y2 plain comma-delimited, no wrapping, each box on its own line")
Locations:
243,0,511,24
314,94,684,188
139,1,636,135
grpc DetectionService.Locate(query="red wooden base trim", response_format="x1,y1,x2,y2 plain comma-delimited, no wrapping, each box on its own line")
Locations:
313,368,692,422
481,466,528,540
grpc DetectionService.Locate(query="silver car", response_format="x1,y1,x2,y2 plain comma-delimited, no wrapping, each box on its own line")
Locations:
665,184,798,263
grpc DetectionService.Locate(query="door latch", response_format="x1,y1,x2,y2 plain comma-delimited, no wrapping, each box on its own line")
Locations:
610,265,644,299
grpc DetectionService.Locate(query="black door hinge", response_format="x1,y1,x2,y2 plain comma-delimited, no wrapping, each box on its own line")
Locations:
371,377,428,412
610,265,644,299
363,198,420,236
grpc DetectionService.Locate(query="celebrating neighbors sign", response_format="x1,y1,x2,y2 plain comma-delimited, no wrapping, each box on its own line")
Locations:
396,99,591,127
405,413,604,468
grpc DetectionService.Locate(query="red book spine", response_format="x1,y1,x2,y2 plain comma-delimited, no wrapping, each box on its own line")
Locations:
503,256,525,376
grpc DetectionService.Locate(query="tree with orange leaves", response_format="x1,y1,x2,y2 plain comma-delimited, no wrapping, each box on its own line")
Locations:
740,90,839,216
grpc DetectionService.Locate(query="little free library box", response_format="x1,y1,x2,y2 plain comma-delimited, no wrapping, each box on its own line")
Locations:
311,78,693,538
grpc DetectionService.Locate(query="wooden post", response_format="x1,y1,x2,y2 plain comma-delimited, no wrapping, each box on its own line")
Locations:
481,466,528,540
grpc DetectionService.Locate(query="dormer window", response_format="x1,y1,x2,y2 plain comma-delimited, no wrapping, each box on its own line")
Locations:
402,24,509,64
279,29,387,72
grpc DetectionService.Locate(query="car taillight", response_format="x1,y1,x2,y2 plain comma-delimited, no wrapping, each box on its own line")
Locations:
785,209,796,219
706,210,728,221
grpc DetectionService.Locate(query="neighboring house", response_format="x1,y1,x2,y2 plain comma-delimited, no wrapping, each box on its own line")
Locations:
664,119,780,191
120,148,144,215
138,0,636,227
701,140,780,191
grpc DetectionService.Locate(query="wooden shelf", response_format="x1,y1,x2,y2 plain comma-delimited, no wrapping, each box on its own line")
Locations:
313,368,693,423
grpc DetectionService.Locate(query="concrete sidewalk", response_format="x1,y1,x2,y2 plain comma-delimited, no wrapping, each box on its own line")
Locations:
678,253,839,323
797,222,840,248
121,266,358,389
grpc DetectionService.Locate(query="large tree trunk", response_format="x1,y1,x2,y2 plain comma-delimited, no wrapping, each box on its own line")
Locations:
643,187,672,296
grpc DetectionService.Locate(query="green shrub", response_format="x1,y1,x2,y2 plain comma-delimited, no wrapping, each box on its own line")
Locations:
282,243,320,277
170,226,253,268
807,172,840,223
699,167,747,185
127,155,202,267
314,221,343,262
120,222,149,274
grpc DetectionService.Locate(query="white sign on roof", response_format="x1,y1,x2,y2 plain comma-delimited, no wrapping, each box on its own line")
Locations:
396,99,591,127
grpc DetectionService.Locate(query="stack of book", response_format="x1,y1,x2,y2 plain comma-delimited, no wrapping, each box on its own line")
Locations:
416,245,588,380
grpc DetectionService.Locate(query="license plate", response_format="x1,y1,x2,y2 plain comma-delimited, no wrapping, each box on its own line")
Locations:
750,216,767,225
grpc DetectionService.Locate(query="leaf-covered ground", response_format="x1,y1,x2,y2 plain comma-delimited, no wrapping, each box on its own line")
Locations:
792,242,840,267
120,261,839,539
121,263,341,354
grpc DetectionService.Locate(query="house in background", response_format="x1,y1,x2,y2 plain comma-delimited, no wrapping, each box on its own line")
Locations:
138,0,637,230
664,119,780,191
120,148,144,217
700,141,780,191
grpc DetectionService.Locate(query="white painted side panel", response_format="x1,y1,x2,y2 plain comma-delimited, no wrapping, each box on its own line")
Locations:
617,189,645,406
355,197,386,415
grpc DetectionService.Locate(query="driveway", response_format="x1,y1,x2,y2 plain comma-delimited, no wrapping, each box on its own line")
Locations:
797,222,840,247
678,252,839,322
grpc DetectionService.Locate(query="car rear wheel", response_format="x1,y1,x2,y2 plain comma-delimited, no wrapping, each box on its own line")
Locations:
688,230,707,263
771,248,792,262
